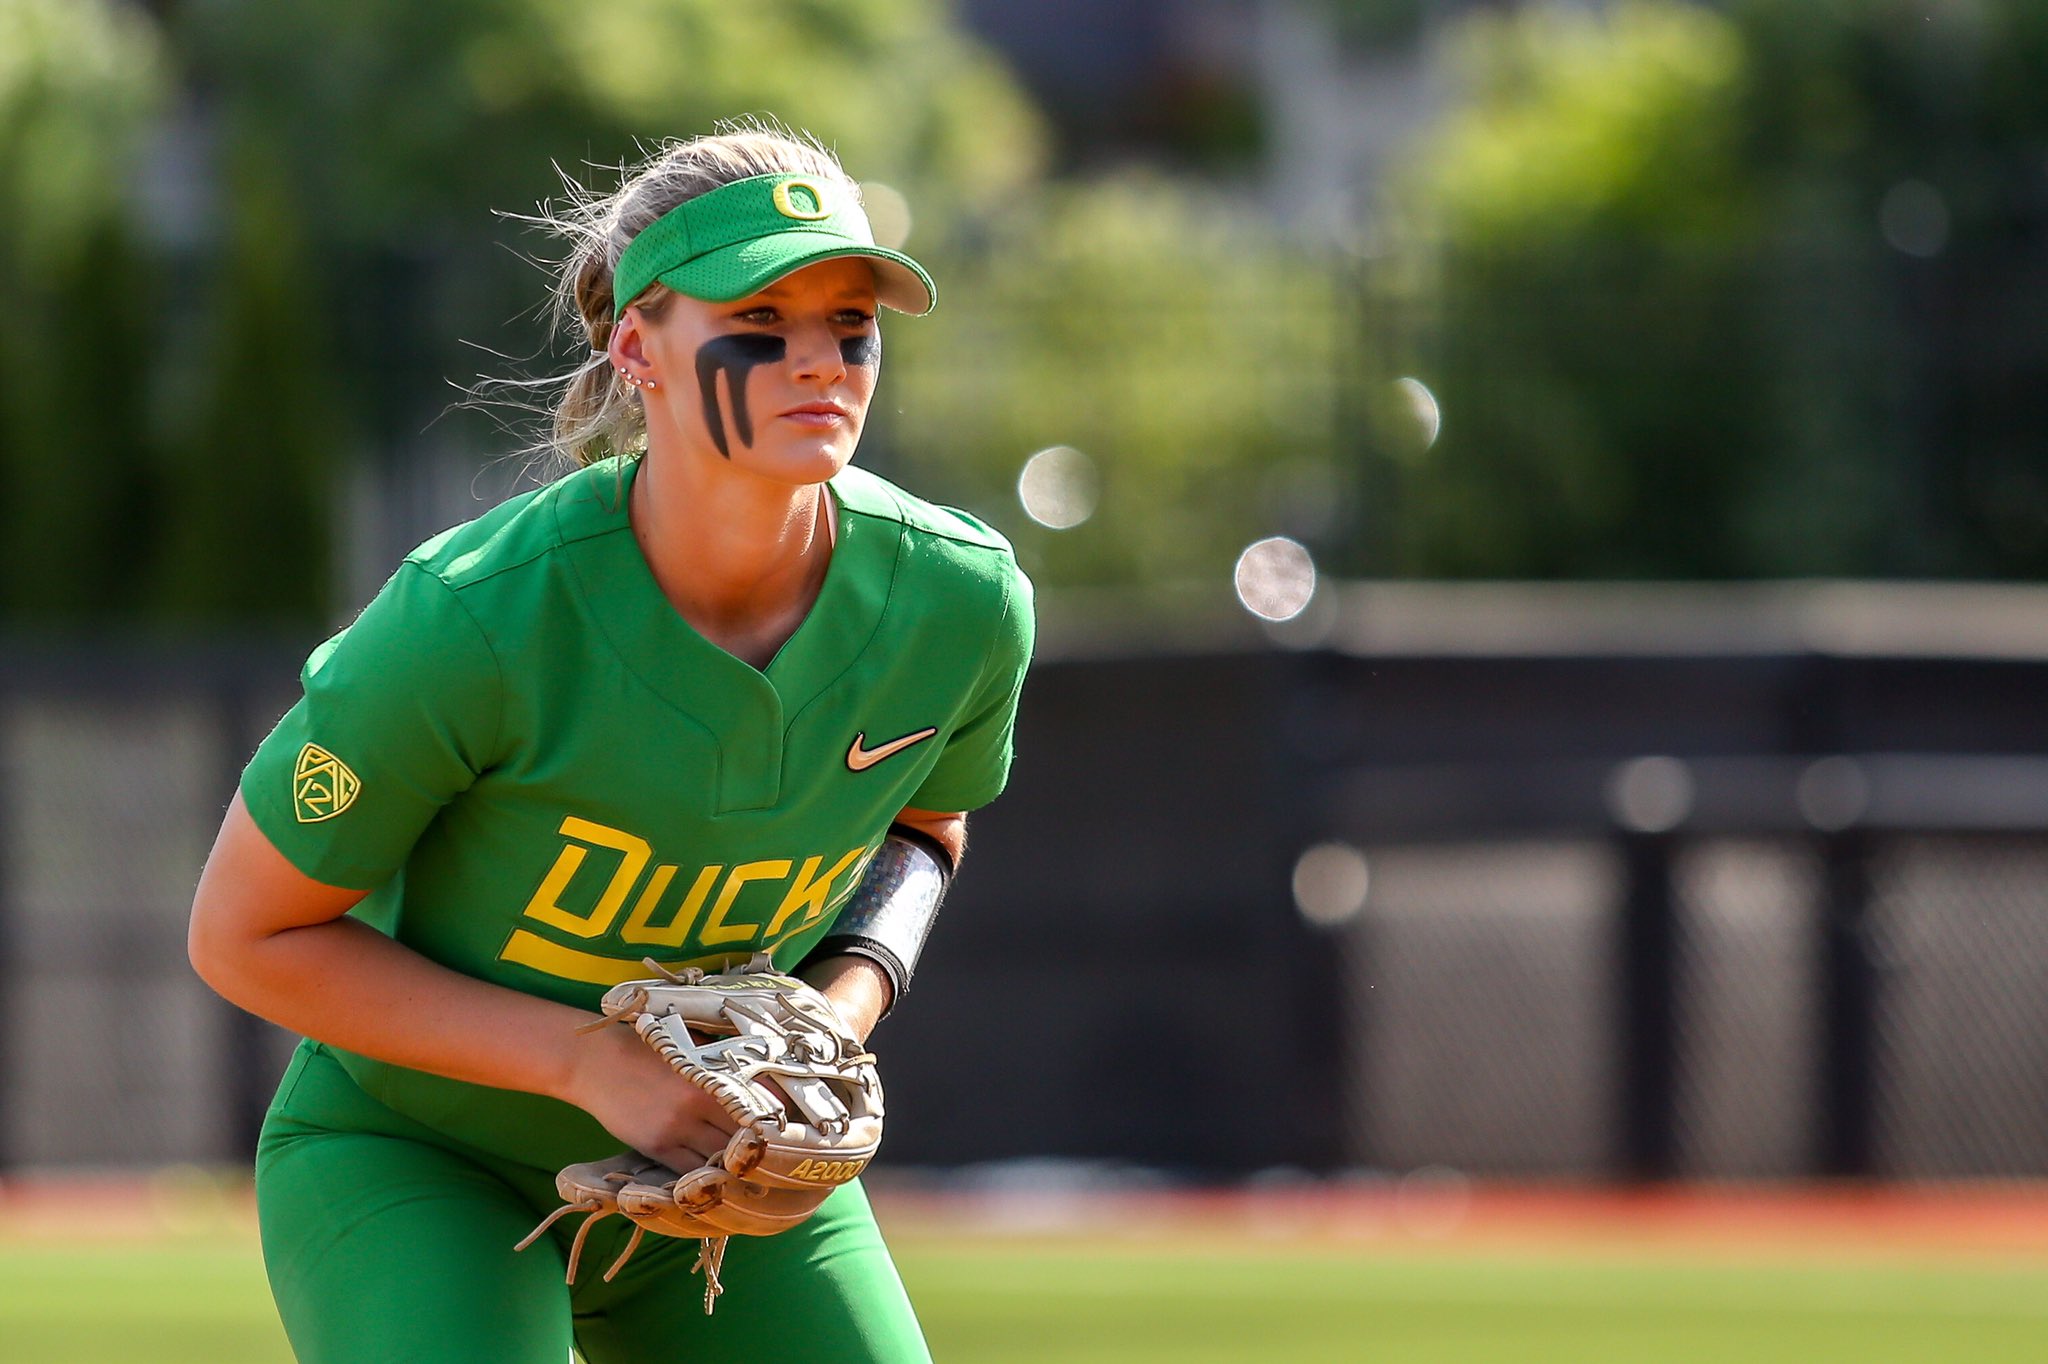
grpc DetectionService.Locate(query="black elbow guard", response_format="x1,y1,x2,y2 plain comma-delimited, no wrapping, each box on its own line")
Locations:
804,827,952,1016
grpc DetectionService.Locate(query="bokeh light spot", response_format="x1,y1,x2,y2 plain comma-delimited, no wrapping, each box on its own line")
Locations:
1394,1166,1473,1239
1017,446,1099,530
1234,536,1317,622
1605,756,1695,833
1395,376,1442,450
1798,756,1870,832
859,181,914,250
1292,843,1371,927
1879,180,1948,258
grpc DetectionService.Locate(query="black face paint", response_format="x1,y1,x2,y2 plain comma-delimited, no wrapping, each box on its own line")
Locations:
839,332,881,368
694,334,785,458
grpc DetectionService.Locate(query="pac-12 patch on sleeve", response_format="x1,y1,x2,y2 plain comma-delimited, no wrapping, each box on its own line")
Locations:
293,742,362,823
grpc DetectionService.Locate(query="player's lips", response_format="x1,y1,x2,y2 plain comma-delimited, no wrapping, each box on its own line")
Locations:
779,401,852,427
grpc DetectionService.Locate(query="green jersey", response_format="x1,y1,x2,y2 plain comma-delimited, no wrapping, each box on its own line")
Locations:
241,454,1033,1166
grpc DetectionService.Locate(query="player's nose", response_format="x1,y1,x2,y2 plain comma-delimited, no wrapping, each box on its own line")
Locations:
787,319,849,386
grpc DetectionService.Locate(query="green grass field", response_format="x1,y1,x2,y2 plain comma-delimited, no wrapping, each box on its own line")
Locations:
3,1222,2046,1363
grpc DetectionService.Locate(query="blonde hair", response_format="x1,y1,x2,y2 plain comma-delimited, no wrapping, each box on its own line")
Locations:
493,119,862,470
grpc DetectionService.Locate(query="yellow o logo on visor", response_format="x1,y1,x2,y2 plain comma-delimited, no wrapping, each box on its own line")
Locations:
771,178,834,221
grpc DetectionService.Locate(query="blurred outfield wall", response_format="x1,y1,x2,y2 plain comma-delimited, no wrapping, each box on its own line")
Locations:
4,582,2047,1181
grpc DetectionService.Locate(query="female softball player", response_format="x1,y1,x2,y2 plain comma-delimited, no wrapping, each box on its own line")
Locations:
187,125,1032,1363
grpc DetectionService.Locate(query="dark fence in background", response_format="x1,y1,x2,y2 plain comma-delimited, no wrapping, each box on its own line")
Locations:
3,583,2047,1180
0,641,303,1169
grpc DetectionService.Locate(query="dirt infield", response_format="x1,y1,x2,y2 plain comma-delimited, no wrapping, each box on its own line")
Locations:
5,1171,2046,1259
870,1180,2048,1260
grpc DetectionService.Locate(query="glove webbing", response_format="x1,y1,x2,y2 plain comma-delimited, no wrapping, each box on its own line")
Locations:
634,1014,784,1127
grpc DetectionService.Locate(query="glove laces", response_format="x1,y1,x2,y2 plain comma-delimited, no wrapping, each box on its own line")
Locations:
512,1170,728,1311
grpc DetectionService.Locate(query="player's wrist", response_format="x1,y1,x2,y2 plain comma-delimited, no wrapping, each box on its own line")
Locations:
800,953,891,1042
555,1014,637,1110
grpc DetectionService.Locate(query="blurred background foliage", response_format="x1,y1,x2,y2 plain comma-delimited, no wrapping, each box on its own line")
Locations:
1,0,2044,626
0,0,1046,625
884,177,1349,589
1384,0,2048,579
0,0,168,622
1381,0,1774,578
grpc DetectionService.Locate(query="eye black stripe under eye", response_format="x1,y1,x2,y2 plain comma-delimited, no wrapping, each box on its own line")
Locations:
695,334,786,457
840,334,880,367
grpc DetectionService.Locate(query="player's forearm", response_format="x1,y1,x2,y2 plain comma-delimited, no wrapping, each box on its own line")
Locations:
191,915,591,1101
800,953,891,1044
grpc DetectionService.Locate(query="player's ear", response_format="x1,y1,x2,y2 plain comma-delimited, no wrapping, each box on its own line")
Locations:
609,307,655,376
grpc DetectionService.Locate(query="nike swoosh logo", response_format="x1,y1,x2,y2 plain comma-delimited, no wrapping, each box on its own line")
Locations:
846,727,939,772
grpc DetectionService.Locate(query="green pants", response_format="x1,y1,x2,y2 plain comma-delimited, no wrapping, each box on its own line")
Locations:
255,1041,930,1364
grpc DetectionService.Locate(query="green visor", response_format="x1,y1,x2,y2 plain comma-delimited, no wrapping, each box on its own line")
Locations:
612,173,935,318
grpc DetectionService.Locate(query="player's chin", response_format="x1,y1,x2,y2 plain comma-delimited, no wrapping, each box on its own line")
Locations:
748,429,860,486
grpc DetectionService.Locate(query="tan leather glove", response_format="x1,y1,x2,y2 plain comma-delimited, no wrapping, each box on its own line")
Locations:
515,954,884,1313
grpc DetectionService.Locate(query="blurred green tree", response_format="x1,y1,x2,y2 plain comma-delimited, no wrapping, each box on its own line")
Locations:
1384,0,2048,579
883,175,1352,592
1311,0,1431,51
1379,0,1779,577
174,0,1048,466
166,0,1375,609
149,137,348,622
0,0,169,622
1733,0,2048,575
2,0,1048,627
179,0,1045,247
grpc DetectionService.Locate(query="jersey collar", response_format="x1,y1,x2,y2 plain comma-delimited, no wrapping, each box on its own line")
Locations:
552,456,902,813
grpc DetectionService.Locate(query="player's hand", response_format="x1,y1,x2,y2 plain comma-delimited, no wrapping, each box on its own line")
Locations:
561,1020,738,1171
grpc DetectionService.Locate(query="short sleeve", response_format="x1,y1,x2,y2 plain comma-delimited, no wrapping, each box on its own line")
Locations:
240,562,504,889
909,563,1035,813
